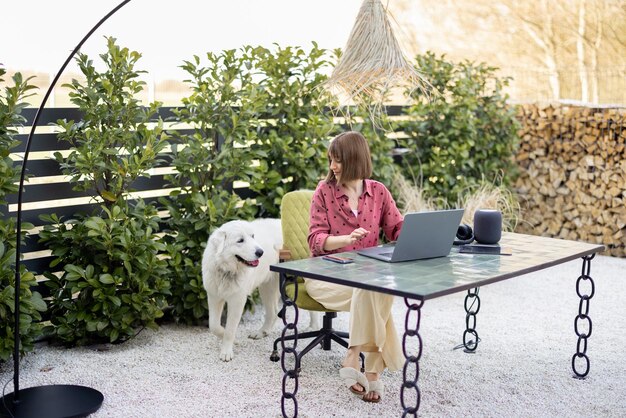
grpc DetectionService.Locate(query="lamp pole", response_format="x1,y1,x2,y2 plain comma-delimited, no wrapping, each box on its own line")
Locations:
1,1,131,417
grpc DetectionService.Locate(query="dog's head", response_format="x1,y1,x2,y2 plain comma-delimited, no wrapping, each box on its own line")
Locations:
208,221,264,269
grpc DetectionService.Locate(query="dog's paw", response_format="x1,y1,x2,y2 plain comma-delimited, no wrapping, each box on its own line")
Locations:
248,330,268,340
219,347,234,362
308,313,321,331
210,325,225,338
304,320,321,332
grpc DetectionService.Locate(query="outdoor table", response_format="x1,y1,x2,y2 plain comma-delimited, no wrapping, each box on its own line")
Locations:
269,232,605,417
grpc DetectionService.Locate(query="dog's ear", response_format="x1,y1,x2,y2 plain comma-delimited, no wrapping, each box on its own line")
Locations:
209,229,227,255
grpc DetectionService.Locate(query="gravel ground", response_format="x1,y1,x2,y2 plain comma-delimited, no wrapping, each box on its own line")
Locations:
1,254,625,417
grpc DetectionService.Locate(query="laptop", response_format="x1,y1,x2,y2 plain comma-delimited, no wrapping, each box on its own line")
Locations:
357,209,465,263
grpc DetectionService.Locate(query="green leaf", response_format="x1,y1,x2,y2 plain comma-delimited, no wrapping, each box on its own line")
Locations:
99,274,115,284
101,190,117,202
29,293,47,312
84,219,102,230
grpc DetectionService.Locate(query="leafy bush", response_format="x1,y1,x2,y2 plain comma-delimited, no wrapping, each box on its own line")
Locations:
40,203,169,345
161,45,339,324
0,225,47,362
399,52,520,204
40,38,170,345
0,68,45,361
160,47,261,324
55,37,168,207
246,44,337,216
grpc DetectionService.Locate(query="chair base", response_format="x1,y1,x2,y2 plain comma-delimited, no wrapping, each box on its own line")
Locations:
270,312,364,374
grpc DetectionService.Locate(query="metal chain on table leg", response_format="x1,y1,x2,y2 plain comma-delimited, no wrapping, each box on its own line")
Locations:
401,297,424,417
279,273,299,417
463,287,480,352
572,254,595,379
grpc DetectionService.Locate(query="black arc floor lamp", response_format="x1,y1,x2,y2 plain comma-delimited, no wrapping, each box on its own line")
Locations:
0,1,131,417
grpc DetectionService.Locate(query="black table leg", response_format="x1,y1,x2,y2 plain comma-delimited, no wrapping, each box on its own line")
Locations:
401,297,424,417
463,287,480,352
279,272,299,417
572,254,595,379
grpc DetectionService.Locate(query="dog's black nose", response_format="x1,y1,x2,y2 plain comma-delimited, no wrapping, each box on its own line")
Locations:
255,248,264,258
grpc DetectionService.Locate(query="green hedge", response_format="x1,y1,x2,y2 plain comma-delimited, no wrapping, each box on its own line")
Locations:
398,52,520,203
40,38,170,345
0,68,45,361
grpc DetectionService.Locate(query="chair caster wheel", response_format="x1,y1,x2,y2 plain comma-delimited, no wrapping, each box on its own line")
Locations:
270,350,280,362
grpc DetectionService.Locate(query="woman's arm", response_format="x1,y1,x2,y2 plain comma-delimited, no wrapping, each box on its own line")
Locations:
308,184,369,256
308,185,331,256
380,186,404,241
322,228,369,252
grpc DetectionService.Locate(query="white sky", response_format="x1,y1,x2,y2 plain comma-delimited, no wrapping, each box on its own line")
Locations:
2,0,365,80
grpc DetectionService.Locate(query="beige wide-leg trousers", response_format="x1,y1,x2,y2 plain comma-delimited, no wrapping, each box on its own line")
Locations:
304,279,403,373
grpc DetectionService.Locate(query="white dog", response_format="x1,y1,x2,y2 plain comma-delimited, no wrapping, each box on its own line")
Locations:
202,218,319,362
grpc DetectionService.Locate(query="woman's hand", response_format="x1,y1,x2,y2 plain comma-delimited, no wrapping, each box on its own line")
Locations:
323,228,370,251
347,227,370,244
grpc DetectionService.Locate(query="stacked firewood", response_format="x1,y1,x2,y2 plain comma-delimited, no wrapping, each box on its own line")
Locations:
514,103,626,257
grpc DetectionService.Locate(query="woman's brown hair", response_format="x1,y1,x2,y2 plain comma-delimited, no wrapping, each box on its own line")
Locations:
325,131,373,183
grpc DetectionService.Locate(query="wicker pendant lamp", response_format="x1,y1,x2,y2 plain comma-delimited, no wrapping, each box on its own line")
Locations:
324,0,431,106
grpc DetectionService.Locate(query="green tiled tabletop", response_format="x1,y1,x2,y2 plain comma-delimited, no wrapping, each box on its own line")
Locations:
270,232,605,300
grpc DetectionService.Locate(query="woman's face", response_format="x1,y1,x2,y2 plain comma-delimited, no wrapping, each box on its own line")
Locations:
329,155,342,182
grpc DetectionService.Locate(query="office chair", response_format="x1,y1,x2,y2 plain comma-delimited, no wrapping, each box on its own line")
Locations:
269,190,363,373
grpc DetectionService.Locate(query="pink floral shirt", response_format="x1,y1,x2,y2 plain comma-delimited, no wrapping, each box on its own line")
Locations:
308,179,404,256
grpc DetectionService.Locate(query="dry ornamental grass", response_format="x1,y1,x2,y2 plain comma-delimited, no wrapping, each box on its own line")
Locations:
392,171,522,232
456,182,521,232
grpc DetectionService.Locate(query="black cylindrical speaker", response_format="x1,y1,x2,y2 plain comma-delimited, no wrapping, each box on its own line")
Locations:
473,209,502,244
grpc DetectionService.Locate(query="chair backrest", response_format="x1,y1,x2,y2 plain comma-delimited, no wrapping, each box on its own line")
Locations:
281,190,315,261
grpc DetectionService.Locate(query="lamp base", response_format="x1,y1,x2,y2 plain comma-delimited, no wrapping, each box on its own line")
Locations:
0,384,103,418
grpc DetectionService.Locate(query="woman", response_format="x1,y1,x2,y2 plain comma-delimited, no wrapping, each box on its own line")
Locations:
307,131,404,403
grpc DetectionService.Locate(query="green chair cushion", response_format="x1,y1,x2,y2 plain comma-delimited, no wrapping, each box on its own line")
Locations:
282,191,315,261
285,281,336,312
281,190,337,313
